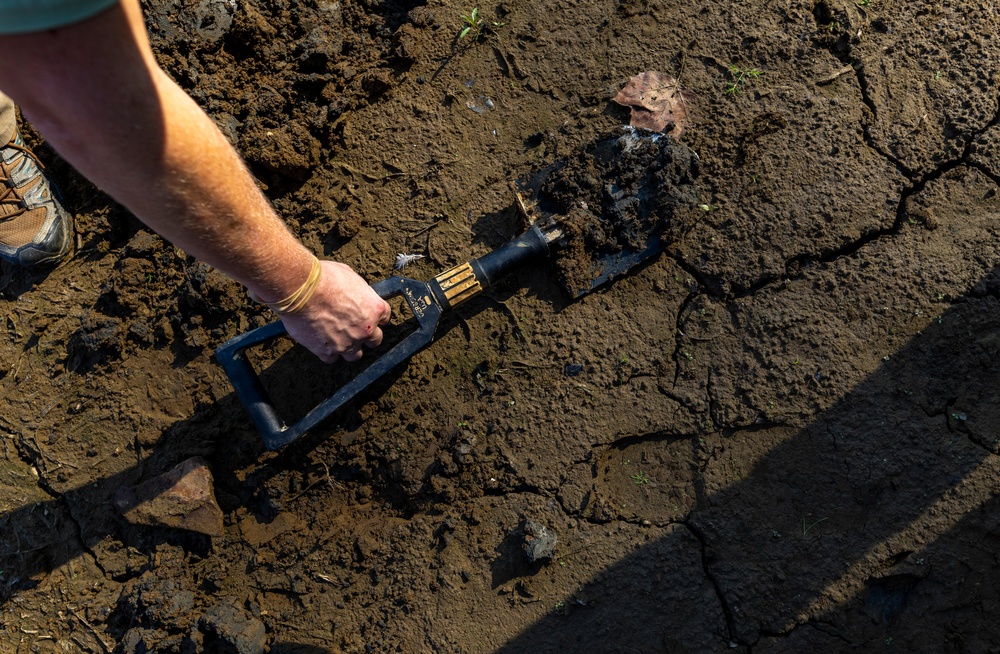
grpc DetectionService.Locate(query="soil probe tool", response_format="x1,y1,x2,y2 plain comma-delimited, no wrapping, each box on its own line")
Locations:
217,130,693,449
216,193,666,449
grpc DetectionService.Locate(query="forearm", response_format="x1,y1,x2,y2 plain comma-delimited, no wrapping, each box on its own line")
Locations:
0,0,392,362
81,66,314,303
0,0,311,302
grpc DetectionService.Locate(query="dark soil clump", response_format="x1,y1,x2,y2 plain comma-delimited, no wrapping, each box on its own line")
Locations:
536,128,700,295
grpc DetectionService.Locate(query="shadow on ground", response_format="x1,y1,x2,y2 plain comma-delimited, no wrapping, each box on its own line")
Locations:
495,291,1000,652
1,274,999,652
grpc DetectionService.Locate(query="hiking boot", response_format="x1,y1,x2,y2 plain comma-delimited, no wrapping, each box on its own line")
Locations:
0,130,73,267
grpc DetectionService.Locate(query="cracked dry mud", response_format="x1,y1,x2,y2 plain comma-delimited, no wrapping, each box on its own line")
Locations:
2,0,1000,652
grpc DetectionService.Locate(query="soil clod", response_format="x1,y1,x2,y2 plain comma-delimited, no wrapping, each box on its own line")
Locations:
199,601,269,654
534,128,700,295
522,521,558,563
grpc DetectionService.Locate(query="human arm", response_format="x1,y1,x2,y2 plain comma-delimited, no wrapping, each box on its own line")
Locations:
0,0,390,362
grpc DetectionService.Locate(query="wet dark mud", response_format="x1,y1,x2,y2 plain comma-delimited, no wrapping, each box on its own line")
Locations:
4,0,1000,652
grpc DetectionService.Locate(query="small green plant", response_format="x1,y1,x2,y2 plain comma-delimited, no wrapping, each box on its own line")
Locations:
459,7,483,39
802,516,828,536
725,64,763,95
698,203,718,212
630,472,650,486
457,421,467,428
856,0,870,6
681,350,694,361
459,7,502,41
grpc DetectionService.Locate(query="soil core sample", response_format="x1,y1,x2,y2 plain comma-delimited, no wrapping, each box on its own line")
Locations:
533,127,700,295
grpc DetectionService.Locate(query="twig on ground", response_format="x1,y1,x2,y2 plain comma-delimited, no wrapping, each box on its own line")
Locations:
288,461,341,503
815,65,854,85
68,606,112,654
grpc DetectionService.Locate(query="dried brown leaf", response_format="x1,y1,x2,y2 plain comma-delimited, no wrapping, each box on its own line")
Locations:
613,71,690,136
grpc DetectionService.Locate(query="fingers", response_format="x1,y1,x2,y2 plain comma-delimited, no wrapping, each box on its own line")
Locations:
341,347,364,362
364,325,384,349
377,299,392,325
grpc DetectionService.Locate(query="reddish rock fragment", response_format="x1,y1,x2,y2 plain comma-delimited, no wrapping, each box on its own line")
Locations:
613,71,690,136
114,456,224,537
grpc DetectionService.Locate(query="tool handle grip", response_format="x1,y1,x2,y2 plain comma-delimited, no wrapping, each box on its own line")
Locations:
429,224,552,310
215,277,441,450
473,223,551,287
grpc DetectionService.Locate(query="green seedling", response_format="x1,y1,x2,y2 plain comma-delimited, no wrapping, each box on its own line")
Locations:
802,516,827,536
459,7,481,38
630,472,650,486
856,0,870,6
725,65,763,95
459,7,500,41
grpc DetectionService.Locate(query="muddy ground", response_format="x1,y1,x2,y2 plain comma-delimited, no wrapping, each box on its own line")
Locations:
2,0,1000,651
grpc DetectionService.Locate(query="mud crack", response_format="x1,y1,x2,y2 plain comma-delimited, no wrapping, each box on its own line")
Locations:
683,519,740,647
7,430,109,577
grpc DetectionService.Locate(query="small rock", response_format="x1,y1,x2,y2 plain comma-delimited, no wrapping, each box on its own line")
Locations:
522,521,557,563
114,457,224,537
200,601,268,654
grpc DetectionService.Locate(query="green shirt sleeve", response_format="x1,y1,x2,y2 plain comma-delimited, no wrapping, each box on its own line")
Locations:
0,0,119,34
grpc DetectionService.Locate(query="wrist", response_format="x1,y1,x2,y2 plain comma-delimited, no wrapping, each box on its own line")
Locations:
248,254,323,315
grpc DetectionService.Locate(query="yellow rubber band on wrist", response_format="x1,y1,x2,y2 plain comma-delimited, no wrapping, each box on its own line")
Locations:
249,256,323,315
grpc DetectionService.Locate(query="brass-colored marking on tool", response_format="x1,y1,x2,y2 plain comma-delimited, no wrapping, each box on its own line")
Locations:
435,263,482,306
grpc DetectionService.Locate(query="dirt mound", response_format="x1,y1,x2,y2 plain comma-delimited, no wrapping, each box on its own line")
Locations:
536,128,700,294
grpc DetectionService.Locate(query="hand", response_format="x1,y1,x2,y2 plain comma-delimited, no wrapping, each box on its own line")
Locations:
278,261,392,363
